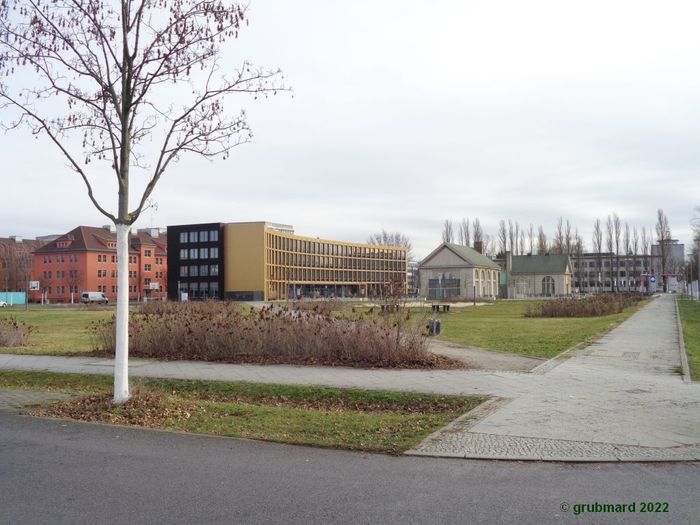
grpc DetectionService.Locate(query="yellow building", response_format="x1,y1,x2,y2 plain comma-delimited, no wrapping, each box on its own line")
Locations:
223,222,407,301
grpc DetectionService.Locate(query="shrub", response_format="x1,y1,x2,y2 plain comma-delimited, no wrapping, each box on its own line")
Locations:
0,317,32,347
92,302,446,368
524,293,644,318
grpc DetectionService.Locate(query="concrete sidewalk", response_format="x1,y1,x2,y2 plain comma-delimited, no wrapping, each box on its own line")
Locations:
1,295,698,461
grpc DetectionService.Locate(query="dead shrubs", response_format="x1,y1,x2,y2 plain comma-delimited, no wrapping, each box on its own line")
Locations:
92,302,445,368
0,317,32,347
525,293,644,318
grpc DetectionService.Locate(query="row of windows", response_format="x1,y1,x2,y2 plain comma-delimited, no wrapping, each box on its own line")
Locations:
179,281,220,297
267,234,406,260
43,254,78,263
268,268,405,283
267,250,405,271
574,260,651,269
42,270,78,279
179,230,219,244
179,265,219,277
94,285,148,294
179,247,219,260
575,280,642,288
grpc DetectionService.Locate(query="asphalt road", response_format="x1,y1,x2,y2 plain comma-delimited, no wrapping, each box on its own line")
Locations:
1,412,698,525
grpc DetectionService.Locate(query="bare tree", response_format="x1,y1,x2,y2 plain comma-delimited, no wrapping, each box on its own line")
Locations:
553,217,564,255
507,219,515,255
441,220,454,244
514,221,521,255
606,215,614,291
537,225,548,255
655,209,672,291
623,222,631,291
0,0,286,402
574,229,584,293
527,223,534,255
458,217,471,247
592,218,603,292
497,220,507,255
519,230,525,256
472,218,483,244
367,230,413,261
641,226,650,285
564,219,572,255
632,226,639,292
613,213,622,292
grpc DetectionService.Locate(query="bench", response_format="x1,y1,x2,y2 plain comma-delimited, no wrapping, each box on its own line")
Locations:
431,303,450,312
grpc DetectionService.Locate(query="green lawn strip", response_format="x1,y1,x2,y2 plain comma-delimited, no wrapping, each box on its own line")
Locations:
677,298,700,381
0,370,485,454
431,299,650,359
0,308,112,355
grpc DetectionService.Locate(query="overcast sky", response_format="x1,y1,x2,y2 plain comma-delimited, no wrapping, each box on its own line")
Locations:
2,0,699,259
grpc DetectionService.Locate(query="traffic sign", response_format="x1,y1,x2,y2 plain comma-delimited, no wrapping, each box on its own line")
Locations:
649,276,656,284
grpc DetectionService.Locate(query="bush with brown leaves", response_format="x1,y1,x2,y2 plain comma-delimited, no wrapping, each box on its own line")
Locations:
92,302,444,368
0,317,32,346
525,293,644,318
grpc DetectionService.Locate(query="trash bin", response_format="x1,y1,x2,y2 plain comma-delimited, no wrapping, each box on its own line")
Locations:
427,318,442,336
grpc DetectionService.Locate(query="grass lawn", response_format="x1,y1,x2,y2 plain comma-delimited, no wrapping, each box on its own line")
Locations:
0,307,112,355
677,298,700,381
0,370,485,454
430,299,650,359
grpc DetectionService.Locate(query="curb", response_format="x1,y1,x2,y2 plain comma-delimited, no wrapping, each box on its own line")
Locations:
674,297,691,383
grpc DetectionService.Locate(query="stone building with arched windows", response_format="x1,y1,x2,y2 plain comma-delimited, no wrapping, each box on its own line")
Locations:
501,252,573,298
417,243,500,300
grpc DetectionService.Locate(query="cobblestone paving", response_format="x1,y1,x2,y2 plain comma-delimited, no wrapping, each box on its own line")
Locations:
407,432,700,461
0,389,71,411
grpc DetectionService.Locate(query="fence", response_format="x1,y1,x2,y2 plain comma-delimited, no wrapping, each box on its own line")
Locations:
0,292,27,305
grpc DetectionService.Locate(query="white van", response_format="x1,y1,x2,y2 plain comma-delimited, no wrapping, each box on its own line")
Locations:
81,291,109,304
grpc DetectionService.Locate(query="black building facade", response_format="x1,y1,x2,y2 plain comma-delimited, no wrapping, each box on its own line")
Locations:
166,223,225,300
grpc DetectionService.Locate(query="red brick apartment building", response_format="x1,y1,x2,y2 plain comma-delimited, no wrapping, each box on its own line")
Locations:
31,226,167,303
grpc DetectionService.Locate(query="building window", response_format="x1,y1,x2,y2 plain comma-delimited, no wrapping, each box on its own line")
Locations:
199,231,209,242
210,281,219,295
189,232,198,243
144,250,152,257
199,247,209,259
111,255,116,263
210,230,219,242
189,248,198,259
179,232,188,243
200,265,209,277
210,264,219,276
144,264,152,272
180,266,188,277
180,248,188,260
210,247,219,259
190,265,199,277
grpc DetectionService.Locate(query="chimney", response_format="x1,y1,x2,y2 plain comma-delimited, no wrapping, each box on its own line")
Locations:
474,240,484,254
102,224,116,233
9,235,23,243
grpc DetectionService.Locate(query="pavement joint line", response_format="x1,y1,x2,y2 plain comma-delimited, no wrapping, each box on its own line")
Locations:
675,296,691,383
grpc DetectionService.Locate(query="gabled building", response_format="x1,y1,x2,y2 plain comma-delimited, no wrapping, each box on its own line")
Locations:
31,225,167,303
501,252,572,298
417,243,500,300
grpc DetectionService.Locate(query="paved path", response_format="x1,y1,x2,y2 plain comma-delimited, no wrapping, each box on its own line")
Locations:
0,389,72,411
0,295,698,461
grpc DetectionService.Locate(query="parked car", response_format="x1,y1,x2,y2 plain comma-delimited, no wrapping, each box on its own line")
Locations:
0,300,7,308
80,292,109,304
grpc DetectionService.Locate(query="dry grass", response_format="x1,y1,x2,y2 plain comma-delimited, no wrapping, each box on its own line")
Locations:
92,302,452,369
0,317,32,347
525,293,645,318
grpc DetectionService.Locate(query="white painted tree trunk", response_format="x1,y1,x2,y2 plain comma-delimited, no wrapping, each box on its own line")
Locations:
114,223,131,403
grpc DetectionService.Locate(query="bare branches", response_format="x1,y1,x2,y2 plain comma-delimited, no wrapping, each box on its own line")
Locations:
0,0,288,224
